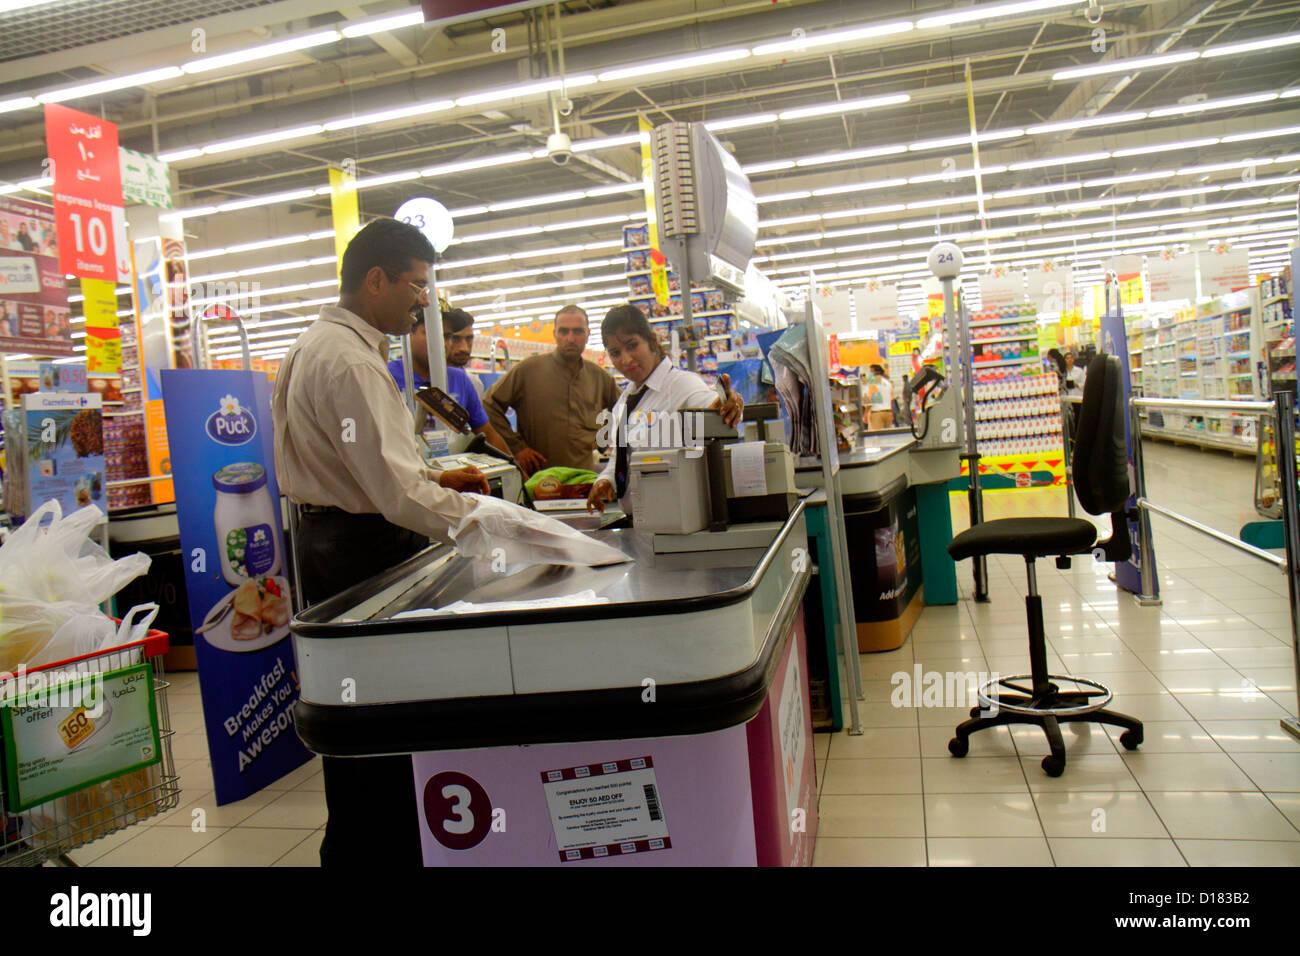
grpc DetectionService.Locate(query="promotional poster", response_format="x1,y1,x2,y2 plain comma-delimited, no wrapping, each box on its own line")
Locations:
161,368,311,804
0,195,72,357
21,390,104,519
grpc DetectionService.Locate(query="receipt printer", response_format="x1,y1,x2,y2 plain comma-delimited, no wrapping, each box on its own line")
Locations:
722,441,798,522
430,452,523,503
627,448,709,534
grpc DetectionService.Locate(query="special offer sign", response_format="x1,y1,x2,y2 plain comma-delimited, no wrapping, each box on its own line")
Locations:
45,104,130,283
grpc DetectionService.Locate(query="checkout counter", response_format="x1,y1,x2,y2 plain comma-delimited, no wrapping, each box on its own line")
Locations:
797,431,961,657
291,505,817,866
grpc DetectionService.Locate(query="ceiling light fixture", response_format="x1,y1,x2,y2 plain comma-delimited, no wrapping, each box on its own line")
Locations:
182,30,342,74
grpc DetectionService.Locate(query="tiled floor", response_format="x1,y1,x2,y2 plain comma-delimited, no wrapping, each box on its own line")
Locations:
814,441,1300,866
66,441,1299,866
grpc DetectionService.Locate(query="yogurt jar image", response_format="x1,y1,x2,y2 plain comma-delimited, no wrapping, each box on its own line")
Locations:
213,462,282,587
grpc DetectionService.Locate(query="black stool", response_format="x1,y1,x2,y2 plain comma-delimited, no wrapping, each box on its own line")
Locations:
946,353,1143,776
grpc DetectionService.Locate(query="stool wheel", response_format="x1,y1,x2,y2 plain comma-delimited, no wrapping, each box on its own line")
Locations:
948,737,969,758
1041,754,1065,777
1119,729,1143,750
969,706,982,719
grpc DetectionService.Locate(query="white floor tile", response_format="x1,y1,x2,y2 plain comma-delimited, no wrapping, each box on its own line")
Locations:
1201,720,1300,752
1227,752,1300,792
927,836,1054,866
820,758,922,795
1048,838,1186,866
813,837,927,866
179,827,317,866
816,794,925,838
1121,752,1259,792
1175,839,1300,866
1032,791,1168,838
1146,791,1300,841
922,755,1030,793
923,793,1044,838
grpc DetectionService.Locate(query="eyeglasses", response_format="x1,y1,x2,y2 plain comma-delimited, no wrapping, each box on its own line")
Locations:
407,281,431,305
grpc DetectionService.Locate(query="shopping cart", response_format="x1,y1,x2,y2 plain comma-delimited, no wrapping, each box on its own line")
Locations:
0,629,180,866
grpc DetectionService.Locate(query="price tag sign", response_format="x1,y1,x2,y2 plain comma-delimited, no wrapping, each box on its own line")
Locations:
0,662,161,812
45,104,128,283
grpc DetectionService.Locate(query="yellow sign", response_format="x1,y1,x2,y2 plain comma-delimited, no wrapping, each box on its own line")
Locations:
82,277,121,372
638,116,671,306
329,167,361,275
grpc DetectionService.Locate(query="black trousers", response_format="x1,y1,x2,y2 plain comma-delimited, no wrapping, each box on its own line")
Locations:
297,509,427,868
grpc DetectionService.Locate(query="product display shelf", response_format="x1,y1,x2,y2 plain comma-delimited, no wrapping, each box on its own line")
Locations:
830,375,863,447
620,223,752,382
1139,295,1262,454
1261,274,1294,395
968,305,1060,458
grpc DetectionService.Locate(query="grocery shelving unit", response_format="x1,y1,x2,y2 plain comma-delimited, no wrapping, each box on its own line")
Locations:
1139,292,1262,454
830,374,863,448
1261,274,1294,396
968,306,1062,458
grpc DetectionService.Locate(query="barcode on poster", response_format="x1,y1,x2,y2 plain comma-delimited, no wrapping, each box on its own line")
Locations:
643,784,662,821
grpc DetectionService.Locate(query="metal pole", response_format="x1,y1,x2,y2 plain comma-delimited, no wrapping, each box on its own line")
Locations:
425,258,448,393
1128,397,1161,605
1061,395,1077,518
947,276,987,601
1139,497,1286,568
680,258,697,374
1271,389,1300,742
400,334,417,417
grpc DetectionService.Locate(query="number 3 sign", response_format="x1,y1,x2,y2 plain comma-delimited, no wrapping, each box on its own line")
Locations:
422,770,492,850
44,104,129,283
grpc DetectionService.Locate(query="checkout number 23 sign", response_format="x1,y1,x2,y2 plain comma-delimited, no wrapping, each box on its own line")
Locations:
423,771,494,850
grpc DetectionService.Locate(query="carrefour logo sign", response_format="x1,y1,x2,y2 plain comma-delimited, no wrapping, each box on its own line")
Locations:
205,393,257,446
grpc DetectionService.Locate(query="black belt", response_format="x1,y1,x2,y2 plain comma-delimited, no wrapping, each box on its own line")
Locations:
299,503,349,515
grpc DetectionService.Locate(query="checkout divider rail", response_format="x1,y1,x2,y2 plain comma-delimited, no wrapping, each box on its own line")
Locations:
1130,393,1300,742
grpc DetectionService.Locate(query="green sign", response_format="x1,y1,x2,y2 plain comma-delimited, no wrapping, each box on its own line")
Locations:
1,662,161,812
119,147,172,209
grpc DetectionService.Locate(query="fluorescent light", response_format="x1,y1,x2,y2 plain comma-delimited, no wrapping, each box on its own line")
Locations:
353,169,420,189
1284,88,1300,98
1052,52,1199,81
183,30,342,74
743,159,796,174
1008,151,1110,171
489,190,585,213
909,129,1024,151
570,133,642,152
795,145,907,167
340,11,425,37
37,66,183,103
1111,137,1220,157
993,182,1082,199
1027,112,1147,135
213,188,318,213
1202,32,1300,58
1083,169,1174,187
704,114,777,132
202,125,324,154
420,151,534,178
812,178,908,198
455,75,597,108
0,96,38,114
157,148,202,163
918,0,1076,29
1138,185,1223,201
751,20,913,56
777,92,909,121
323,100,454,131
1221,125,1300,143
1148,92,1278,117
597,49,750,82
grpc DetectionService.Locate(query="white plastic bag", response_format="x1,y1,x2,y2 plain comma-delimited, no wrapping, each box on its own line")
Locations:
0,501,152,670
43,602,161,666
451,494,630,568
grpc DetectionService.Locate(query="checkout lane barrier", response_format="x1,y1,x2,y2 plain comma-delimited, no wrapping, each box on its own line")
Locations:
1130,393,1300,743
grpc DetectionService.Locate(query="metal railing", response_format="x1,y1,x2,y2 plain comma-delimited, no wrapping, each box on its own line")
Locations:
1130,392,1300,743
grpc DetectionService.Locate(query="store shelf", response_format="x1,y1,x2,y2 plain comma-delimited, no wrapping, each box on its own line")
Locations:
1142,425,1257,453
973,333,1037,344
973,355,1040,368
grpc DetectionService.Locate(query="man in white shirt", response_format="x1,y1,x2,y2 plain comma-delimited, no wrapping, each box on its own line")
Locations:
1065,351,1087,392
271,217,489,867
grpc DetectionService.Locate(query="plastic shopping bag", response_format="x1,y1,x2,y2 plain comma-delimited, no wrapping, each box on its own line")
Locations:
43,602,161,666
0,501,150,606
450,494,630,568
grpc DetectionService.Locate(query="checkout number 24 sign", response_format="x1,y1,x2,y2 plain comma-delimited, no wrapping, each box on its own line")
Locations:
423,771,494,850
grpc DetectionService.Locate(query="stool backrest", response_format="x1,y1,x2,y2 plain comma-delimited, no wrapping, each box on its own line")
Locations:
1073,353,1130,518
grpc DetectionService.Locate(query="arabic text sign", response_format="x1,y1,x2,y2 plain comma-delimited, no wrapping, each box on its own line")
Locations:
45,104,128,282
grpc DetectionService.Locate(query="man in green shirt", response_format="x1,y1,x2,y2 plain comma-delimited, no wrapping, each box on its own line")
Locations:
484,304,620,476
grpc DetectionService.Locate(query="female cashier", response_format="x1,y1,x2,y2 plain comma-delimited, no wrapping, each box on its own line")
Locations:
587,303,744,513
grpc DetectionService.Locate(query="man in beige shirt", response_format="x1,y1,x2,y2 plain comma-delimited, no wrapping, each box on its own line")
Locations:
483,304,620,476
271,216,487,868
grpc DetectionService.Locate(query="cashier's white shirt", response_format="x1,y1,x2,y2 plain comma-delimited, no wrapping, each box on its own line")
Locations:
596,356,720,490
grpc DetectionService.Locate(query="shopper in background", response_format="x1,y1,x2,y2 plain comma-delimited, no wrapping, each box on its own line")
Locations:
271,217,490,868
587,304,744,514
387,307,510,456
863,364,895,431
484,304,620,476
441,306,486,398
1047,348,1068,391
1065,350,1087,392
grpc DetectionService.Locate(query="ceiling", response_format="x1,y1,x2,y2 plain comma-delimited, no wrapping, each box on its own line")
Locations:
1,0,1298,356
